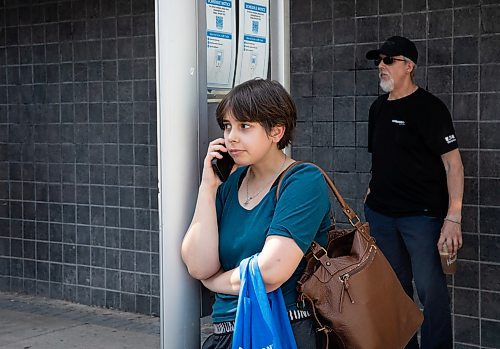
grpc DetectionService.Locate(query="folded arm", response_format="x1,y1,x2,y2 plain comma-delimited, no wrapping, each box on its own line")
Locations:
181,139,231,280
201,235,304,295
181,184,222,280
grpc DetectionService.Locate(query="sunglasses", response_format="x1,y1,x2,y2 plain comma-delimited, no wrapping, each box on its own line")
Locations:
374,56,407,66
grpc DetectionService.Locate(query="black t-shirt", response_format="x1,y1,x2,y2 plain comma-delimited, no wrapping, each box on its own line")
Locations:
366,88,458,217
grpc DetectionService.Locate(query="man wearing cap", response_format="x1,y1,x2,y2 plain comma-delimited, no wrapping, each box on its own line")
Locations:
363,36,464,348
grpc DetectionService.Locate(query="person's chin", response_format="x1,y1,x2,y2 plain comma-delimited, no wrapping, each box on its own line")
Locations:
379,80,394,93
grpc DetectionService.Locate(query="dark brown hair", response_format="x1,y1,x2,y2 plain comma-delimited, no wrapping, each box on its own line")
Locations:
215,79,297,150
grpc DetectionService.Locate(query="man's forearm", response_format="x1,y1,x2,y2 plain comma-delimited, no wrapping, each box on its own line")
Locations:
445,161,464,221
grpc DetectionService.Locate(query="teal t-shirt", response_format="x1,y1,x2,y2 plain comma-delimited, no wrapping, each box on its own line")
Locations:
212,163,331,323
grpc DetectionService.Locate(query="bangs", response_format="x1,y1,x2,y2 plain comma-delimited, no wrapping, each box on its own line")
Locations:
219,99,254,124
216,83,264,129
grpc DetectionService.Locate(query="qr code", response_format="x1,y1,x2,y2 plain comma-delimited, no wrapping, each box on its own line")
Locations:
216,16,223,30
252,20,259,33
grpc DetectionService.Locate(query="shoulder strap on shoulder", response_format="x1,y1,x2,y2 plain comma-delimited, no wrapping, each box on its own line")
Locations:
275,161,362,227
274,161,304,196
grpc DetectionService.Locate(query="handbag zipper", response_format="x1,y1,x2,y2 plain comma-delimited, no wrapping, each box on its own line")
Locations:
338,245,377,313
339,274,354,312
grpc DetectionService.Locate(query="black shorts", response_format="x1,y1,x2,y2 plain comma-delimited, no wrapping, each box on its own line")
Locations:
202,317,319,349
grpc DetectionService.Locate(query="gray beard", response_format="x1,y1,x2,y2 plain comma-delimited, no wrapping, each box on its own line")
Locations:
379,78,394,92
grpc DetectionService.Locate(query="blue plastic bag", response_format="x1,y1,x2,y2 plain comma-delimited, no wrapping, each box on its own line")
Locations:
232,254,298,349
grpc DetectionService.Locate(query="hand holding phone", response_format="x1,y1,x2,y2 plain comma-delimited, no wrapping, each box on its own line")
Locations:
211,151,235,182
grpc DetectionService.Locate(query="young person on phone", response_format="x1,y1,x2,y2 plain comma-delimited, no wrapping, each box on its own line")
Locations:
181,79,331,348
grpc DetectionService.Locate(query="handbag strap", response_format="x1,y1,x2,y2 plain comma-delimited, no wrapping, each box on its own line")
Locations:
299,294,331,348
275,161,362,229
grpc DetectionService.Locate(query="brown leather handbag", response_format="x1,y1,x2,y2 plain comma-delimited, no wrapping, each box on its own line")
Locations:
278,162,424,349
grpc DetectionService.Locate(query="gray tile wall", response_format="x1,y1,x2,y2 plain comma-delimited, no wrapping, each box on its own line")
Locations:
0,0,159,315
290,0,500,347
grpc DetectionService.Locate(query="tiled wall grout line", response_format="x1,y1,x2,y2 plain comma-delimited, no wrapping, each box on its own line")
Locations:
0,0,159,315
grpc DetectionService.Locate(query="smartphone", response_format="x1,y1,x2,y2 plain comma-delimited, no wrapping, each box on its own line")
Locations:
211,151,235,182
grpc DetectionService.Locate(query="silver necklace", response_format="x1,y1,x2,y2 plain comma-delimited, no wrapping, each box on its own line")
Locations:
244,155,287,206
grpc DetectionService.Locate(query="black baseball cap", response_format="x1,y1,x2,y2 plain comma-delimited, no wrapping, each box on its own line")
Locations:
366,36,418,64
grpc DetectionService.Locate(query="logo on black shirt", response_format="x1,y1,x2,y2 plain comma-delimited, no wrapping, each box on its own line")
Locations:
391,119,406,126
445,135,456,144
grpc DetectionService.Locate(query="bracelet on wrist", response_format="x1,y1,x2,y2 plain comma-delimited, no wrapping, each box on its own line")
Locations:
444,217,461,225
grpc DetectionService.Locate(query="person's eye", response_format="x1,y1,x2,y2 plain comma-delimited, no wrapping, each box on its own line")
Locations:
223,123,231,130
241,123,251,129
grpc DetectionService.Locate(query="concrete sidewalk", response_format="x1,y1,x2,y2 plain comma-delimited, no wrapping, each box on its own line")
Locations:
0,292,160,349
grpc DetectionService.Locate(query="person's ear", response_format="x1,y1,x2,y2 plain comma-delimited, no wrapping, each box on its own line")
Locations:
407,61,414,74
270,125,285,143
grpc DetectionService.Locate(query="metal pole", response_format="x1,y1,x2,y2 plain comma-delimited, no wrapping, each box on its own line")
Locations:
155,0,201,348
270,0,291,156
270,0,290,90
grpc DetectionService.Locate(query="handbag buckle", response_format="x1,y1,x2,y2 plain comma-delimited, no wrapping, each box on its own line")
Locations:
349,215,360,227
313,246,328,260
